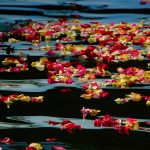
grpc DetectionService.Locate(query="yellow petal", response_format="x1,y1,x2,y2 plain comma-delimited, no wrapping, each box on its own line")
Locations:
8,38,20,43
38,29,47,36
29,143,43,150
127,120,139,130
129,76,138,83
20,96,31,102
80,94,92,99
35,62,45,71
31,61,38,68
130,92,142,102
2,60,13,66
39,57,48,63
91,109,100,116
146,100,150,106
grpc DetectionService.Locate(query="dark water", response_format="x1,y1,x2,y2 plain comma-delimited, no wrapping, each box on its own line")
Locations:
0,0,150,149
0,0,150,24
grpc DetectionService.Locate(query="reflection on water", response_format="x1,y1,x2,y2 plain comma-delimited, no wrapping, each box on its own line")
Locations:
5,115,150,129
0,0,149,24
0,83,21,87
0,122,30,129
0,115,150,149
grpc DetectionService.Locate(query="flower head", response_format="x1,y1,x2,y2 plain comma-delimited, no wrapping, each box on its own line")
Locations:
26,143,42,150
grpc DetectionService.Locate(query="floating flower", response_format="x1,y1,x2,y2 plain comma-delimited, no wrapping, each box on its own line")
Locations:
31,57,48,71
93,115,139,134
14,94,31,102
114,98,130,104
48,120,83,134
8,38,20,44
80,94,92,100
2,57,17,66
81,107,100,120
61,122,83,134
127,92,142,101
1,57,28,72
111,67,150,88
48,120,60,126
31,96,44,103
45,50,56,56
26,143,42,150
144,71,150,82
126,118,139,130
81,81,108,99
93,115,118,128
146,100,150,106
115,92,150,106
93,118,102,127
31,62,45,71
0,94,43,108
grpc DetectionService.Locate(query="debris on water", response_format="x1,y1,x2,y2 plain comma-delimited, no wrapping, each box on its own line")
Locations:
3,46,15,55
